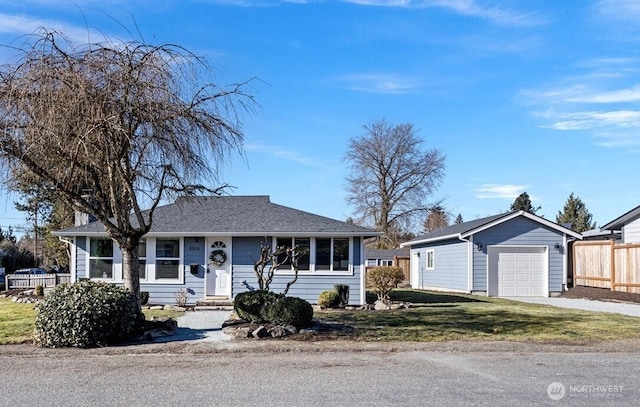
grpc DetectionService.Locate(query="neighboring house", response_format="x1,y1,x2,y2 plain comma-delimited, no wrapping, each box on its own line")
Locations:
600,204,640,244
365,248,409,267
53,196,380,305
400,211,582,297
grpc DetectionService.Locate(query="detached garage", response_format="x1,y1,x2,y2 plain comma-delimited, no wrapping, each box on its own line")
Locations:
401,211,582,297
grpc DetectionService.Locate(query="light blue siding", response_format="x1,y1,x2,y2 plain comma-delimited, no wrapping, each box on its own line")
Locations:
472,217,565,294
410,239,469,292
141,237,206,305
231,236,363,305
70,235,365,305
76,237,88,280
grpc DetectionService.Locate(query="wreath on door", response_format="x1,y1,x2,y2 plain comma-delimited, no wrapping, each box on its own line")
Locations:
209,249,227,267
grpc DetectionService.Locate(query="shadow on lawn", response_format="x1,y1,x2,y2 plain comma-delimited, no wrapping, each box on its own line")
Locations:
366,289,488,305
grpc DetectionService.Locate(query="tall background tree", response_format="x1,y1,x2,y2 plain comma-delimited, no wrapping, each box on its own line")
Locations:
345,119,445,248
510,192,541,214
556,193,596,233
0,30,254,303
424,205,449,232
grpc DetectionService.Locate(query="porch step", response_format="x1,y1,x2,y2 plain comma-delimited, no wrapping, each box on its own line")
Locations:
196,297,234,307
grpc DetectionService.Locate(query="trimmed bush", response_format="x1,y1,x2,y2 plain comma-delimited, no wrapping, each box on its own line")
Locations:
140,291,149,305
34,285,44,297
318,290,341,308
234,290,279,323
262,296,314,329
367,266,405,302
33,280,143,348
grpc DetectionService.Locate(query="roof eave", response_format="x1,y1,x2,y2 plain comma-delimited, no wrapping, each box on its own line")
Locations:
400,233,462,247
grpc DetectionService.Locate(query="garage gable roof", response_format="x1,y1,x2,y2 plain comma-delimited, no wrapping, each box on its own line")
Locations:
401,210,582,247
600,204,640,232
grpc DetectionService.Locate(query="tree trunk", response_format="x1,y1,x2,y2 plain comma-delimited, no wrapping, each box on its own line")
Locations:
121,244,141,307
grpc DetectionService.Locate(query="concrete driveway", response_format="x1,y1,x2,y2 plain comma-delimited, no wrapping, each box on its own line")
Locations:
504,297,640,317
152,309,233,343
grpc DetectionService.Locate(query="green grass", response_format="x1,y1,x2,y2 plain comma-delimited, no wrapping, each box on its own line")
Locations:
317,289,640,343
0,298,184,345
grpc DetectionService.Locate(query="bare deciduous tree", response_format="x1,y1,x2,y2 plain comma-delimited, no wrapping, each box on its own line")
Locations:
345,119,445,248
253,242,309,296
0,30,255,304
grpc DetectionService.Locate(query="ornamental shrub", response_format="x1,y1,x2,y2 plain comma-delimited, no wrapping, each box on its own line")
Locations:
318,290,341,308
367,266,405,302
233,290,279,323
262,296,314,329
33,280,143,348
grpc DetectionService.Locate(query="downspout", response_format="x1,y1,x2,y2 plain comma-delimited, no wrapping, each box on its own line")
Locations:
457,234,473,294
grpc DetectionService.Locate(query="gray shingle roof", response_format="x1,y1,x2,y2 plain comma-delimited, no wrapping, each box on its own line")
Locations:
401,210,582,247
54,195,380,237
402,213,509,246
601,204,640,231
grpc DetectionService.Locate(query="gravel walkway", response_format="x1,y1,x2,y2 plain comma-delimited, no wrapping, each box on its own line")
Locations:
152,309,233,343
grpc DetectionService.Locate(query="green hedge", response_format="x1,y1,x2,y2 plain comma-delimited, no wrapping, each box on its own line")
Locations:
33,280,143,348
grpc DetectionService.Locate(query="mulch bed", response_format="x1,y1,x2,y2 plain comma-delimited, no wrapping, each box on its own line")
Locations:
561,286,640,304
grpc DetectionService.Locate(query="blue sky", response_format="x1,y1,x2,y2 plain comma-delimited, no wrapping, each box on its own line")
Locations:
1,0,639,235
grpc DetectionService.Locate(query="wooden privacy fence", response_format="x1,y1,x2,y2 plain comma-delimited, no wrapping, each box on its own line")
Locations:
5,273,71,290
573,241,640,294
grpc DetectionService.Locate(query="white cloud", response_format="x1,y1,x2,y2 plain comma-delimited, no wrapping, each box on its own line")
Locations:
337,73,419,94
342,0,547,27
473,184,528,200
595,0,640,21
245,143,320,167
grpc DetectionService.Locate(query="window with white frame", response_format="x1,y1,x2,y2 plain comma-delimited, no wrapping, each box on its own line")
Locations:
138,239,147,280
316,237,349,271
89,237,114,279
155,238,180,279
276,237,310,270
380,259,393,266
426,249,435,270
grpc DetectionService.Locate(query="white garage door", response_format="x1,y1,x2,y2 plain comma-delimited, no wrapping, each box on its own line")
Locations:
497,247,546,297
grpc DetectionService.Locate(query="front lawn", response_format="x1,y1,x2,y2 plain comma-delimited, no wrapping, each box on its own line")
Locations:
317,290,640,342
0,299,183,345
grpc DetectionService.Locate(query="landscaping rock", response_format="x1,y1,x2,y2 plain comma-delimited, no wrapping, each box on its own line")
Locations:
163,305,186,312
374,300,390,310
284,325,298,334
252,325,269,339
149,305,164,310
268,326,288,338
234,327,253,339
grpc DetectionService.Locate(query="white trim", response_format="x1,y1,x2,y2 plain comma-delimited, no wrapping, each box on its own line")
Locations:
467,236,473,293
400,233,460,247
562,234,568,290
425,249,435,270
360,237,366,306
461,211,582,240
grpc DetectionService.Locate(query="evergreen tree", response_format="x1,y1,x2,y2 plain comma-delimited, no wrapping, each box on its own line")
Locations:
510,192,541,214
556,193,596,233
454,213,463,224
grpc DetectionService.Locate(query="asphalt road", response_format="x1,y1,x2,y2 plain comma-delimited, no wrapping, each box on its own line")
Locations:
1,345,638,407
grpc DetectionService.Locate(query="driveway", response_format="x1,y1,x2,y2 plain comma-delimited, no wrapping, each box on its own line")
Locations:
504,297,640,317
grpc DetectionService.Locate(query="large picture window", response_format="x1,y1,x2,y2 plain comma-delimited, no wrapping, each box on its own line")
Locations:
89,238,113,279
156,239,180,279
316,238,350,271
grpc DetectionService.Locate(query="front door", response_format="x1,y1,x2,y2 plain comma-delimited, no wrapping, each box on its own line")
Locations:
206,237,232,297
